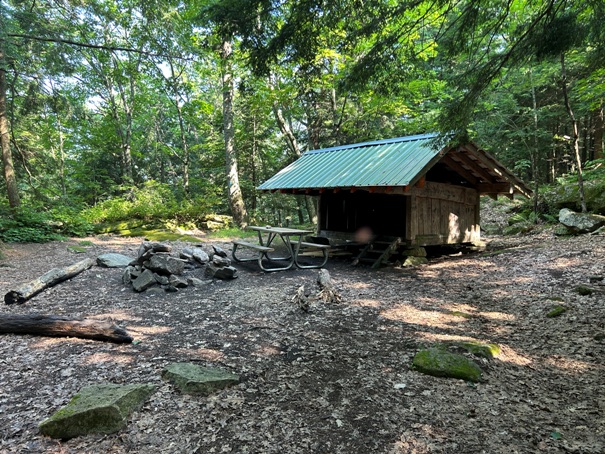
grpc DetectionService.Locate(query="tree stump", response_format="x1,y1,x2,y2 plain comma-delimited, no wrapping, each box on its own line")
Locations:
317,269,342,303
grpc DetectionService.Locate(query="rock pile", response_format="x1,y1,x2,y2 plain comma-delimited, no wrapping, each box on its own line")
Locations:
122,242,236,293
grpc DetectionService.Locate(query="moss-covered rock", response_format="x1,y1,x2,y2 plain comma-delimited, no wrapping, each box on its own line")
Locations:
402,256,428,267
412,348,483,382
39,383,156,439
162,363,240,395
547,304,569,317
575,285,594,296
456,341,501,359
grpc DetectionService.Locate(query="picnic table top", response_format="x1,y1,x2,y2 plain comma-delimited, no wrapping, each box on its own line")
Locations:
247,226,313,235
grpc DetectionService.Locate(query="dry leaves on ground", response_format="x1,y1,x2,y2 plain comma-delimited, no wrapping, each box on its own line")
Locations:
0,230,604,453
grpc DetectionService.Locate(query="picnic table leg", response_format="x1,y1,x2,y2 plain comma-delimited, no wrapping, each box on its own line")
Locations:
263,233,294,262
259,233,295,271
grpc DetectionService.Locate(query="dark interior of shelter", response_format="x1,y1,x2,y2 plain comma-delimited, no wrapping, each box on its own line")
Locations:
319,191,407,237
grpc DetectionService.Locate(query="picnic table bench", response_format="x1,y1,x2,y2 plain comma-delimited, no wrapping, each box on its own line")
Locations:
231,226,330,272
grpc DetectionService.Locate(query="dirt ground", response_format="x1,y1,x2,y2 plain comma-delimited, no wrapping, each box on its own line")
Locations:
0,228,604,454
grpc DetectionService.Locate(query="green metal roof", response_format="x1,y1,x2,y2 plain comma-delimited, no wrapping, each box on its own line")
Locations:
258,133,442,190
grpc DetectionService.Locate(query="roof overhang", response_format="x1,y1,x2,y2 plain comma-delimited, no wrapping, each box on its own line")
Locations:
258,134,532,199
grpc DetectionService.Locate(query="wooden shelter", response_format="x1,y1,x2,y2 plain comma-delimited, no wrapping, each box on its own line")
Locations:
258,133,531,248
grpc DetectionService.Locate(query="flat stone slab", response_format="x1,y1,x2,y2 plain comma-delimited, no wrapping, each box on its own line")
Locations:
39,383,156,439
412,348,482,382
97,253,133,268
162,363,239,395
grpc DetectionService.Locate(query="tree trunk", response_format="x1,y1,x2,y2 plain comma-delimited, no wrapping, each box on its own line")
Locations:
5,257,95,305
0,314,132,343
271,90,317,224
594,103,604,160
221,38,247,227
530,67,540,219
0,47,20,208
561,53,587,213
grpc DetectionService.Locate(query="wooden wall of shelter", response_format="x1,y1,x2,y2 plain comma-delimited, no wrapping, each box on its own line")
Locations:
316,180,480,247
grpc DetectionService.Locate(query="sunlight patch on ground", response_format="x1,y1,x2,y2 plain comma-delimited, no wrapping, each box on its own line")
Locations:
355,298,382,308
477,311,515,321
126,325,172,339
496,345,533,366
380,304,467,330
347,282,374,289
544,355,596,373
415,332,478,343
176,347,225,361
253,344,281,357
82,352,134,365
89,310,141,322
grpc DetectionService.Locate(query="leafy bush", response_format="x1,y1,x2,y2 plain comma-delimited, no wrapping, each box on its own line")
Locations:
82,180,223,229
0,206,65,243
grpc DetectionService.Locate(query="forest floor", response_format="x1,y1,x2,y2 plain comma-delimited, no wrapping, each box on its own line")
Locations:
0,226,604,453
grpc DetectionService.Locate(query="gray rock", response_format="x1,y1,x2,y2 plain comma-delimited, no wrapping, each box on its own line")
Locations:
206,263,237,280
97,253,133,268
169,275,189,288
132,269,158,292
38,383,156,439
135,249,155,265
187,277,210,287
146,254,185,276
122,266,135,285
212,255,231,267
154,273,170,286
212,245,228,258
559,208,605,234
192,248,210,264
162,363,239,395
149,242,172,253
180,247,194,261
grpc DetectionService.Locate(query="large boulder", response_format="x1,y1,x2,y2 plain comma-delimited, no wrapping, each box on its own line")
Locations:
559,208,605,234
162,363,240,395
39,383,156,439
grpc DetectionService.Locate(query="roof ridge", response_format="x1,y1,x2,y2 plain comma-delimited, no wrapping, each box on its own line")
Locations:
305,133,439,155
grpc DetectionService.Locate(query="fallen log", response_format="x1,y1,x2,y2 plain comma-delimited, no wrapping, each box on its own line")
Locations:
0,314,133,343
4,257,95,305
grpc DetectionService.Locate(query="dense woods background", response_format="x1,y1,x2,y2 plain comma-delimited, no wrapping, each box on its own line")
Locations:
1,0,604,241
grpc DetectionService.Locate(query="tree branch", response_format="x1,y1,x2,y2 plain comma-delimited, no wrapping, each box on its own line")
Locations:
3,33,196,61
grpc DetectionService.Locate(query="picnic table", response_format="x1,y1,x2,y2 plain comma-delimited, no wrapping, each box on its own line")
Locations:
231,226,330,272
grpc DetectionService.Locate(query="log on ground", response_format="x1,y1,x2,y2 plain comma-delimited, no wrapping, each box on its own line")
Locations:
4,257,95,305
0,314,133,343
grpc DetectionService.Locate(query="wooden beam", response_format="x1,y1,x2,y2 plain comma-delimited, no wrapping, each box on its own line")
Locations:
476,182,514,194
441,154,480,184
449,149,495,182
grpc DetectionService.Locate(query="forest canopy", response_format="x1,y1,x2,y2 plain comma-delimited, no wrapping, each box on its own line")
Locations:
0,0,603,238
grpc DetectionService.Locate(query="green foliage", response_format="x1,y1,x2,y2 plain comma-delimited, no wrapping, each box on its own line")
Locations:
82,180,223,232
0,206,65,243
